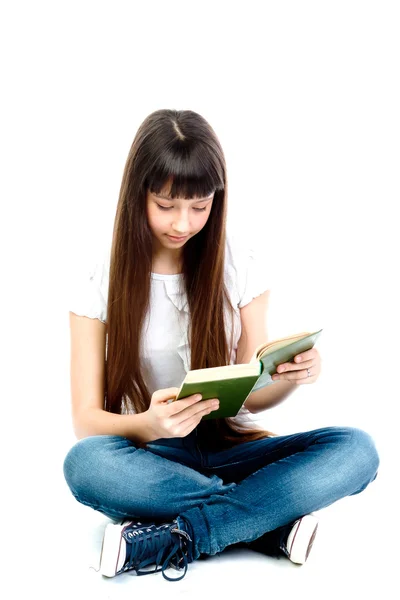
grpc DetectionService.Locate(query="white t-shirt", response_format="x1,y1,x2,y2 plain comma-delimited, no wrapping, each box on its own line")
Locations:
68,229,270,399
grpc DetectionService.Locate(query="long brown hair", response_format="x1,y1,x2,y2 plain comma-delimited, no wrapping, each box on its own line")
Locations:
105,109,274,450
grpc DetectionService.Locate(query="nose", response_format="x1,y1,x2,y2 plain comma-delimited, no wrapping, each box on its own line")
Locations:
172,211,190,234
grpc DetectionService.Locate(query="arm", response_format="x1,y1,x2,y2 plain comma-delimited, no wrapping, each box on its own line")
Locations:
69,312,158,444
235,291,298,414
243,379,297,413
74,407,158,444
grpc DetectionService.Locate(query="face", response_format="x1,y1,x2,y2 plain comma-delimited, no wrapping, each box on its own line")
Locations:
146,180,214,256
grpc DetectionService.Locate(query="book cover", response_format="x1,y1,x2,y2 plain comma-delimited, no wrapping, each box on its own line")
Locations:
250,329,323,393
175,329,323,420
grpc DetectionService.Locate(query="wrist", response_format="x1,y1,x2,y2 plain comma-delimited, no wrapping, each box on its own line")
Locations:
136,410,158,445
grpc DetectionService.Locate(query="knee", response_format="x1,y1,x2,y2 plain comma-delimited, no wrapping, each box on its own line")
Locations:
63,436,101,495
63,435,132,498
335,426,380,488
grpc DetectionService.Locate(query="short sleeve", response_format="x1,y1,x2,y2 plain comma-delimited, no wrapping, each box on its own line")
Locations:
237,245,271,309
67,251,109,324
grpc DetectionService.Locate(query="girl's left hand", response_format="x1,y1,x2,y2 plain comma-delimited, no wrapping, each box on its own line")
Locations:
271,348,321,385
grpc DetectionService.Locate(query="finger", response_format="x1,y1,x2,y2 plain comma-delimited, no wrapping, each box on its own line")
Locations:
276,358,313,373
167,394,204,415
294,372,316,384
153,388,180,403
273,368,315,382
179,402,218,433
161,400,216,438
181,398,219,419
293,349,317,363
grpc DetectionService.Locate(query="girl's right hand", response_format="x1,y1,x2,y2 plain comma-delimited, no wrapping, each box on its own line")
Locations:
145,387,220,439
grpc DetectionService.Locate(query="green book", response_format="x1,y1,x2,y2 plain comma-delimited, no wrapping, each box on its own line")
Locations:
174,329,323,420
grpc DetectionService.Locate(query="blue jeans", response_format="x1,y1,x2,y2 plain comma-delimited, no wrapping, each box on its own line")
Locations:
63,426,379,561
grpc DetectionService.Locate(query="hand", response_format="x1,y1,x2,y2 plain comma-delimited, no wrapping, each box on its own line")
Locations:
271,348,322,385
145,387,220,439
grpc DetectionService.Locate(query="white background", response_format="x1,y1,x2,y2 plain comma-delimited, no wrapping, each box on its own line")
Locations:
1,1,398,598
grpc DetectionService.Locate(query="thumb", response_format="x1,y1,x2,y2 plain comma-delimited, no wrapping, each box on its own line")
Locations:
152,387,180,403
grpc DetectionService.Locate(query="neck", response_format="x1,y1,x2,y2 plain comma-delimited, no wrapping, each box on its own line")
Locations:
152,244,183,271
152,256,183,275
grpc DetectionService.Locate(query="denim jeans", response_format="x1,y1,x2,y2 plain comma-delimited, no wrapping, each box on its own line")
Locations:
63,425,379,561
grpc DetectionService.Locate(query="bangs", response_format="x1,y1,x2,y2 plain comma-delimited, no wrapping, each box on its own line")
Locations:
146,148,224,200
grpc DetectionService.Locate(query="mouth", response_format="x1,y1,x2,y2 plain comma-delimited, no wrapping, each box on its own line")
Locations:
167,235,188,242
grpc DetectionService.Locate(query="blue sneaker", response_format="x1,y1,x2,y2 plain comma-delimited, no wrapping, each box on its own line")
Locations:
99,517,194,581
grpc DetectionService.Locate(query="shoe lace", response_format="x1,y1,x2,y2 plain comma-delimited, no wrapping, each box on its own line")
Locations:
126,524,192,582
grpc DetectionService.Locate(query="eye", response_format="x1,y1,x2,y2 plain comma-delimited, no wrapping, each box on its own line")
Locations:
156,204,207,212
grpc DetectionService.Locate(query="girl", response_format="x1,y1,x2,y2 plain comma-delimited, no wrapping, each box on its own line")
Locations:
64,108,379,582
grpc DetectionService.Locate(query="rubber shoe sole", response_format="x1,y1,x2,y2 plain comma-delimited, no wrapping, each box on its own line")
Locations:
285,514,319,564
99,520,130,577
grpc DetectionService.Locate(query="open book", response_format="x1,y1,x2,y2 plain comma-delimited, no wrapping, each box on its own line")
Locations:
174,329,323,419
